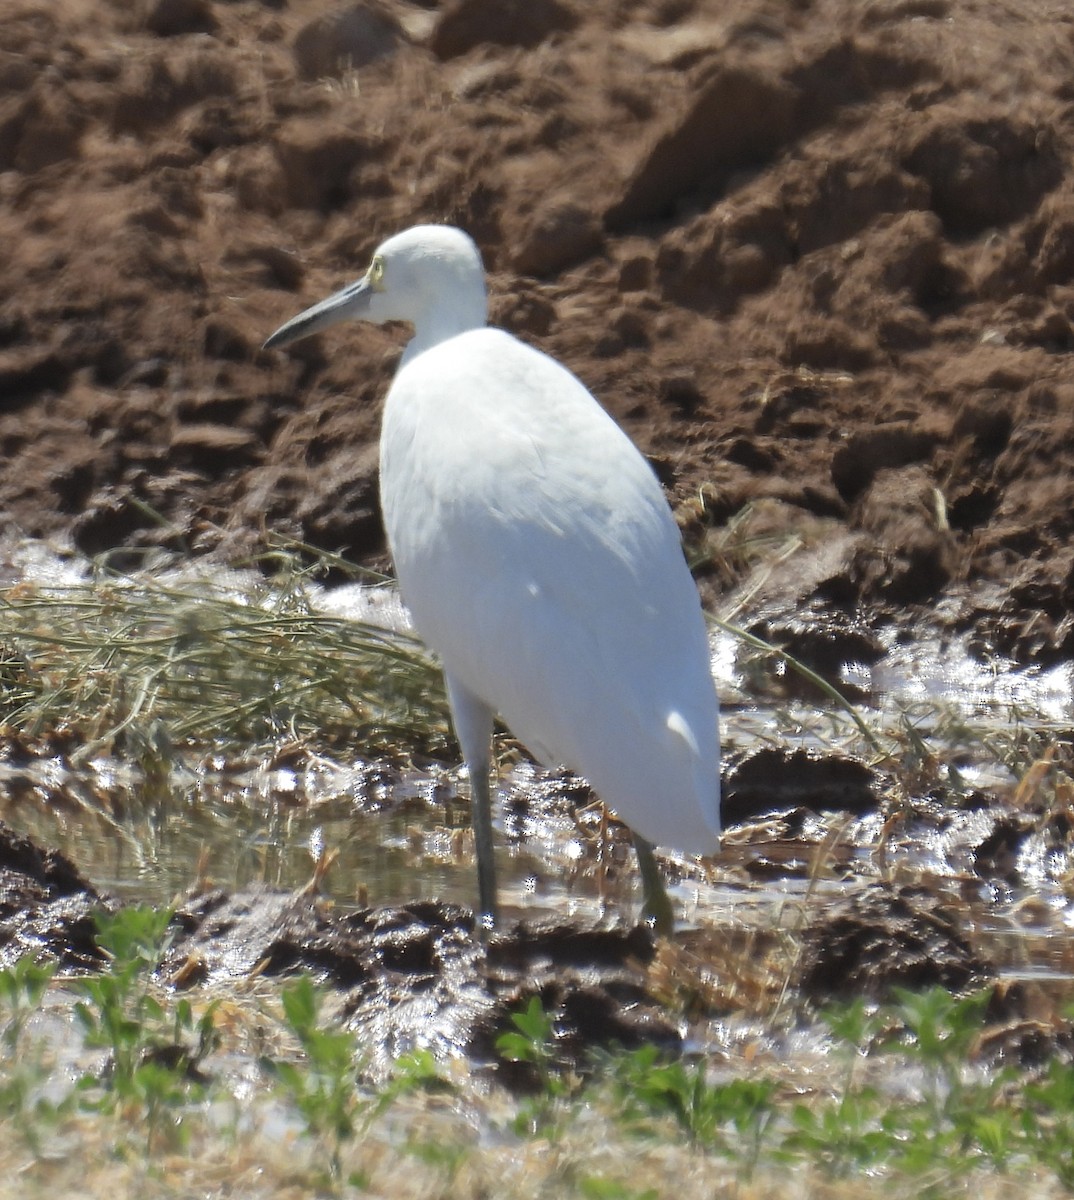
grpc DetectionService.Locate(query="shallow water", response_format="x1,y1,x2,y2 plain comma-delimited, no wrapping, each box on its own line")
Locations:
1,535,1072,977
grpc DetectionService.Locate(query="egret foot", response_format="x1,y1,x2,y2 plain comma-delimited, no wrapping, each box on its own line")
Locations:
634,835,673,936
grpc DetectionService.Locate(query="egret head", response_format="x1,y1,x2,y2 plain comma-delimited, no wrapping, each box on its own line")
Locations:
263,224,488,352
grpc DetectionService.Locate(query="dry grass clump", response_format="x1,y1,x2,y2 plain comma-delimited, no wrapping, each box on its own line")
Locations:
0,566,450,763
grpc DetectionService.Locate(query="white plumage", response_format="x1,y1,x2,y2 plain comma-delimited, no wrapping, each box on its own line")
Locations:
265,224,720,927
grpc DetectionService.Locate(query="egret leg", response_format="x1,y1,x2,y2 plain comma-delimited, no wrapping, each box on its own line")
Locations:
634,835,673,936
469,752,497,927
445,673,498,928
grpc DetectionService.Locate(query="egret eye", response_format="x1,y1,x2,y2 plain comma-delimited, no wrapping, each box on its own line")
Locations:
369,255,385,290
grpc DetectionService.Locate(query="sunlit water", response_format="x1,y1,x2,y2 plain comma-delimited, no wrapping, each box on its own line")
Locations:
1,535,1072,982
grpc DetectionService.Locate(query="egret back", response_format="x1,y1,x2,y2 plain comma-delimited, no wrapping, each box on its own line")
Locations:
380,327,720,855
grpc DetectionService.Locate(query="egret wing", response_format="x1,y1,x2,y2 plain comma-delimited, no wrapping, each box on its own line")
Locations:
380,328,720,853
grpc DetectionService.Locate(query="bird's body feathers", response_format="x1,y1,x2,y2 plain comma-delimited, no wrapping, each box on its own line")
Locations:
380,326,720,854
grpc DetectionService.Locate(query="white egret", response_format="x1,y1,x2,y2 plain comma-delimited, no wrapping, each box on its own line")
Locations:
264,225,720,930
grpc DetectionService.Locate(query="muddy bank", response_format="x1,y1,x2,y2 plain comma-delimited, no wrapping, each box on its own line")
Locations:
1,0,1074,664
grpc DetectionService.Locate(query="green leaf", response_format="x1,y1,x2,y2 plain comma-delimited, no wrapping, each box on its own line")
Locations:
281,976,319,1038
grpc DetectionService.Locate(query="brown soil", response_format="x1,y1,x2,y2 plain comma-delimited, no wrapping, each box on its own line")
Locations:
2,0,1074,664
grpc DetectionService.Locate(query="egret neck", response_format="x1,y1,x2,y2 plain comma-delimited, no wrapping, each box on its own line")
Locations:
400,274,487,366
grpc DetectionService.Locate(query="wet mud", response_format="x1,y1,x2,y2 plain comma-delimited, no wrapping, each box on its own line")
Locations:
799,882,989,1002
3,736,1072,1080
165,894,675,1082
0,822,109,971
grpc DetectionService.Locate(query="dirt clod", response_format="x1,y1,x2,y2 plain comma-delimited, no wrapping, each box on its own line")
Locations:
800,882,991,1003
